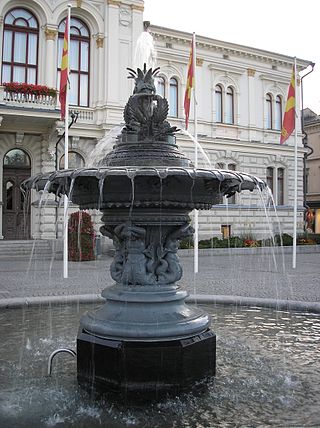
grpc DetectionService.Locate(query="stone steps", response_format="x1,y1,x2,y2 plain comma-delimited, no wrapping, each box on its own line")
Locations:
0,240,62,259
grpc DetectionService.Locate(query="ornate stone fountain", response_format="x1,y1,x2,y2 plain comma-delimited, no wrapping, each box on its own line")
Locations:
23,65,265,400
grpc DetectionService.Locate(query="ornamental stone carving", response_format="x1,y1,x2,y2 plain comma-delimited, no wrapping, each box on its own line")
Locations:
120,5,132,26
101,222,194,286
96,36,104,48
44,27,57,41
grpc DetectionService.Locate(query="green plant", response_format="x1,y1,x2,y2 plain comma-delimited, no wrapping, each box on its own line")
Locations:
274,233,293,246
179,236,194,249
68,211,95,261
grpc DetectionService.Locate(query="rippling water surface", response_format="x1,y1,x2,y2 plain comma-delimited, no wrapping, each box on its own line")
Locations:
0,303,319,427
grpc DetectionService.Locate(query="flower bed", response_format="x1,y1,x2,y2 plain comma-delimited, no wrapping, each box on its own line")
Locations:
68,211,96,261
2,82,57,97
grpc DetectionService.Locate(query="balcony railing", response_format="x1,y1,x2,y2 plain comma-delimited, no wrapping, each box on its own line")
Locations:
0,85,57,109
70,107,94,122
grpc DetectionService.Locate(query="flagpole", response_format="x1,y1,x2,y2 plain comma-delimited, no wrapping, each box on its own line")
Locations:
63,4,71,279
292,56,298,269
192,33,199,274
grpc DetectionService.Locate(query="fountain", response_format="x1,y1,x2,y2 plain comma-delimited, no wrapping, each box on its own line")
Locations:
22,64,265,400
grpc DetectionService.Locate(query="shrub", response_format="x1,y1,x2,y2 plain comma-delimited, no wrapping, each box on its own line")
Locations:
179,237,194,249
274,233,293,246
68,211,95,261
297,233,316,245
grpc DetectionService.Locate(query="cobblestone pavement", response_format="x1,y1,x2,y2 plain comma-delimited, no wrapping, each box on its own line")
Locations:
0,248,319,303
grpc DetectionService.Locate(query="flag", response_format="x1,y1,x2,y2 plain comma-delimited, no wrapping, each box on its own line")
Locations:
184,34,195,130
59,16,69,120
280,66,295,144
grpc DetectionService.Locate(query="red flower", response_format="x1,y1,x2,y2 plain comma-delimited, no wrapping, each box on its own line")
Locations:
2,82,57,97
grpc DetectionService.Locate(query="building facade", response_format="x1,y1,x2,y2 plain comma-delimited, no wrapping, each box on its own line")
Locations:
303,108,320,233
0,0,313,242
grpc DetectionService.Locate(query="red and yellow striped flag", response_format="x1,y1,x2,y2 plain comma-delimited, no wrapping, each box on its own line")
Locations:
184,34,195,130
280,66,295,144
59,16,69,120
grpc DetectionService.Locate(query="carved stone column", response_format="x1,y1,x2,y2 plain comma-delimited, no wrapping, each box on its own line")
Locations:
44,26,58,89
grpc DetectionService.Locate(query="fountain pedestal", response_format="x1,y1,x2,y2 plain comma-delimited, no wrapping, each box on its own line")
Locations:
77,207,216,398
77,314,215,399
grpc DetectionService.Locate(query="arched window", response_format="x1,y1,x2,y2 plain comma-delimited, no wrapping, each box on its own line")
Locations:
277,168,284,205
155,76,165,97
275,95,282,131
58,17,90,107
59,151,85,170
215,85,222,123
265,93,272,129
4,148,31,167
1,8,39,84
169,77,178,117
225,87,234,124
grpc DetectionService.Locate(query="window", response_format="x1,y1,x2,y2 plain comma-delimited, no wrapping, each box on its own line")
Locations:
169,77,178,117
228,163,236,204
221,224,231,239
265,93,272,129
225,87,234,124
277,168,284,205
266,167,274,194
5,181,14,210
275,95,282,131
155,76,165,97
58,17,90,107
4,148,31,167
306,167,309,194
216,162,237,204
215,85,222,123
1,8,39,84
59,151,85,169
266,166,285,205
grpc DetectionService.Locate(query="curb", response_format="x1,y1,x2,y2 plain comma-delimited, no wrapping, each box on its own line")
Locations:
1,293,320,313
178,245,320,257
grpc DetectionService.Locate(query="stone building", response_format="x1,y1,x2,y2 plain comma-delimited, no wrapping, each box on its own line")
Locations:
0,0,313,242
303,108,320,233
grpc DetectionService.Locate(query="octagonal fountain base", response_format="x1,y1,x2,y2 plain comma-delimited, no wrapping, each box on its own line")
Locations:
77,329,216,401
76,283,216,400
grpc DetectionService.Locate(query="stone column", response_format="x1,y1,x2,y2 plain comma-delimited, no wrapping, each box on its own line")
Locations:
95,35,105,107
105,0,120,105
247,68,256,141
35,136,57,239
44,27,58,89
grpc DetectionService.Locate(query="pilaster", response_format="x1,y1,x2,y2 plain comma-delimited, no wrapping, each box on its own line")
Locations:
247,68,256,141
44,26,58,88
106,0,120,105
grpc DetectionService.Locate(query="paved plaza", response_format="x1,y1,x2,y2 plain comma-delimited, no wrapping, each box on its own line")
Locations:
0,246,320,310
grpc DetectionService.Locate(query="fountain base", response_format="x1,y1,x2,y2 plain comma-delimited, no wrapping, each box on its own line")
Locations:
77,328,216,400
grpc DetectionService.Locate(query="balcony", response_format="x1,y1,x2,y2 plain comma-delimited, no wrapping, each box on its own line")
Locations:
0,85,59,133
0,85,57,110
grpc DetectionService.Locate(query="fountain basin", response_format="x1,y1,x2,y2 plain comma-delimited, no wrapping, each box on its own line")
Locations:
22,166,265,210
1,302,319,426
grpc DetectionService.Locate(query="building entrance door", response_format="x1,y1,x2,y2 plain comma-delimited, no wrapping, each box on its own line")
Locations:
3,149,31,240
